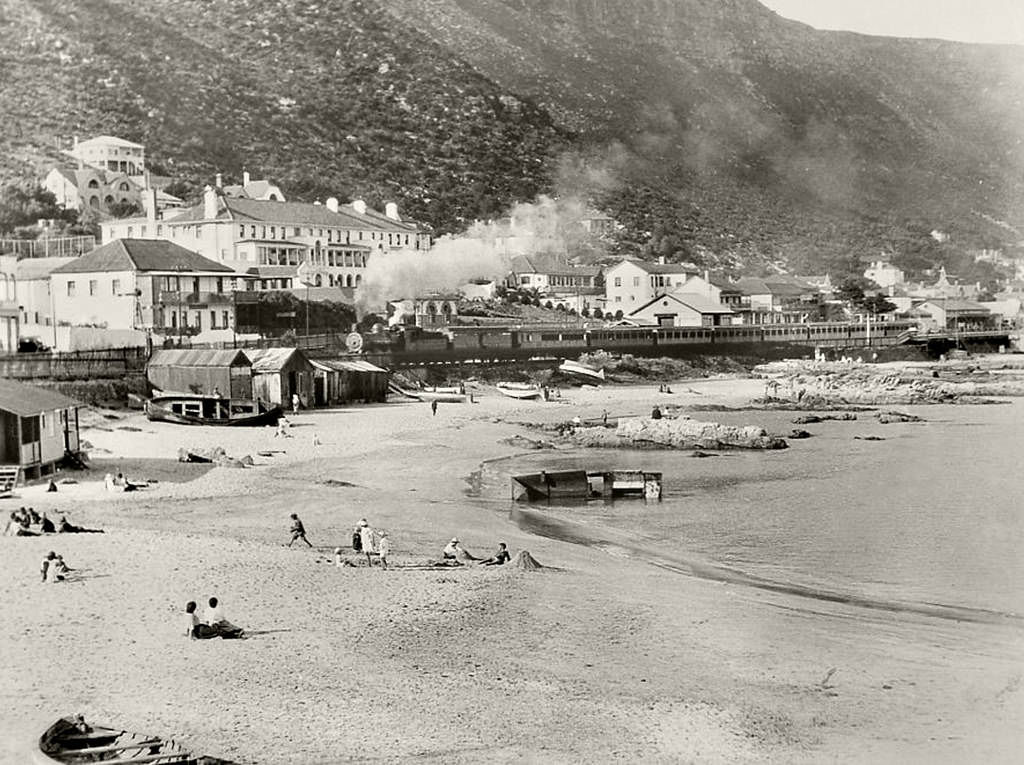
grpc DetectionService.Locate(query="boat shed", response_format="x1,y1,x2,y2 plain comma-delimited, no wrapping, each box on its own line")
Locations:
310,358,390,405
246,347,315,408
148,349,252,399
0,378,82,483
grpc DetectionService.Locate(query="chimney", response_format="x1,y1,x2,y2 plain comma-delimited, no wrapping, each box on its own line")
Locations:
203,185,218,220
243,170,251,186
352,199,367,215
215,172,223,189
658,255,666,265
325,197,339,213
143,188,157,223
385,201,400,220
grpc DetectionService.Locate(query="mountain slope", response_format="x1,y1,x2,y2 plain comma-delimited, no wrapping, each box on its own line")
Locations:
1,0,1022,275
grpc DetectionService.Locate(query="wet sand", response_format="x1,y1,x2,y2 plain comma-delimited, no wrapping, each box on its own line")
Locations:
1,375,1022,763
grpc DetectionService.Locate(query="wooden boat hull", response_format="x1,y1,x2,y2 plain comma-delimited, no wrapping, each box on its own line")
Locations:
558,361,605,383
37,716,236,764
512,469,662,502
496,383,541,400
145,396,283,427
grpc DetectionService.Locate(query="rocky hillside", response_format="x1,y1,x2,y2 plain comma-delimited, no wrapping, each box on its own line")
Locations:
2,0,1022,275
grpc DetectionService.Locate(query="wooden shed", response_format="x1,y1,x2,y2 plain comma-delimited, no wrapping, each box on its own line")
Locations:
148,349,253,399
310,358,390,406
246,348,315,408
0,378,81,484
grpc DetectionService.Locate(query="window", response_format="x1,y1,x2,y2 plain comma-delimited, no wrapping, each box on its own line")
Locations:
157,225,163,236
633,276,640,287
239,225,245,238
119,182,129,191
210,310,217,328
216,277,224,293
614,277,621,287
222,311,229,328
195,225,201,239
112,279,120,295
293,227,301,237
127,227,133,237
614,295,621,303
66,281,76,297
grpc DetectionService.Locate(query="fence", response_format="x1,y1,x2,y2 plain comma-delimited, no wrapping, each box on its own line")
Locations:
0,346,148,380
0,236,95,259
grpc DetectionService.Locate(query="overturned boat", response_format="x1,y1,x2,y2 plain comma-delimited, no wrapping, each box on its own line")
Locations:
36,715,236,764
145,393,283,427
558,360,605,384
512,469,662,502
496,382,542,400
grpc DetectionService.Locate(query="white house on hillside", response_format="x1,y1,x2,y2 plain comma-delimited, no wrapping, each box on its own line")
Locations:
604,259,698,310
50,238,238,342
627,293,734,327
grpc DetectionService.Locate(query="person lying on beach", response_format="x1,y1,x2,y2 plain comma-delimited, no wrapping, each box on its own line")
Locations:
479,542,511,566
204,597,244,638
58,515,104,534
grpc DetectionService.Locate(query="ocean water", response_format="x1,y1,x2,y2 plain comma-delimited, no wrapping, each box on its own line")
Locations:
479,400,1024,621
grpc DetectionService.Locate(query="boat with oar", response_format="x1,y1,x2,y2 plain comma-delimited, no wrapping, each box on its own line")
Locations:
145,393,283,427
36,715,236,764
558,360,605,384
496,382,542,400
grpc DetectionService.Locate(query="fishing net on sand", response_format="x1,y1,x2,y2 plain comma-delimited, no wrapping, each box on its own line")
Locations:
511,550,543,570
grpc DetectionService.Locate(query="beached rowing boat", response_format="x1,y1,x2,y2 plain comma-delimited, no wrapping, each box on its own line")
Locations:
496,382,542,400
512,469,662,501
558,360,605,383
145,394,283,427
36,716,236,764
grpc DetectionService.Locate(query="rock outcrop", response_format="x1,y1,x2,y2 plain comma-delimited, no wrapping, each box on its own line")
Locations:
570,416,787,450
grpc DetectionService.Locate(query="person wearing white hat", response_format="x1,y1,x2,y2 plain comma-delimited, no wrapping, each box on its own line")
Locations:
359,520,376,566
442,537,460,560
377,531,391,569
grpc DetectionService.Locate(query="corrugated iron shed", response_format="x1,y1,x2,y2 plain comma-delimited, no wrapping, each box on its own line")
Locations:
149,349,251,368
311,359,388,373
246,347,308,372
0,378,80,417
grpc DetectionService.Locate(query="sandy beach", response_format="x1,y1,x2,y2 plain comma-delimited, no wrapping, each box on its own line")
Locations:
2,372,1022,763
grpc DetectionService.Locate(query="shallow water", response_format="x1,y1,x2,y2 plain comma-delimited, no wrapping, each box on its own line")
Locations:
478,401,1024,621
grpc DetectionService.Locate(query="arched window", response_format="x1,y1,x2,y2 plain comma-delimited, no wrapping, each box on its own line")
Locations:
88,179,99,189
344,274,352,287
104,195,114,206
119,182,129,191
355,274,361,286
314,274,322,287
89,196,100,209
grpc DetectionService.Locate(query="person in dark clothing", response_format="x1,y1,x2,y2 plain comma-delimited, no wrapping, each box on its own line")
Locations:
288,513,312,547
430,400,438,416
651,405,663,420
40,513,56,534
480,542,511,566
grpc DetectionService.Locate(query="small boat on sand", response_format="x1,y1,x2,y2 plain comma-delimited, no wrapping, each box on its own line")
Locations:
512,469,662,502
36,715,236,764
388,384,466,403
558,360,605,383
145,393,283,427
496,382,542,400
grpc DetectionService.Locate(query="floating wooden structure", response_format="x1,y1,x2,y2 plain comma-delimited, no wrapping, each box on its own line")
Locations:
512,469,662,502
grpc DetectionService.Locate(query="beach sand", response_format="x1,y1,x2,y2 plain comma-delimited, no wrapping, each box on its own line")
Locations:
2,376,1022,763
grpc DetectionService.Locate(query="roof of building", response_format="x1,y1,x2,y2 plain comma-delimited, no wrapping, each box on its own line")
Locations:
0,378,81,416
48,165,137,188
245,347,312,372
919,299,991,313
76,135,145,150
171,196,420,234
222,180,282,200
631,292,734,316
607,259,698,276
510,254,601,276
51,239,234,275
310,358,388,374
15,257,78,280
732,276,815,296
148,349,251,368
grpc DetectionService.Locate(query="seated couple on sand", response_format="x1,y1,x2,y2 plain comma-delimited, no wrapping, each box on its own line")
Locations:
104,472,144,492
442,538,511,566
185,597,245,639
40,551,73,583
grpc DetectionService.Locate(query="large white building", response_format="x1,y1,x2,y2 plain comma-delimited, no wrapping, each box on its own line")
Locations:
603,259,725,312
103,187,431,292
66,135,146,179
50,238,238,342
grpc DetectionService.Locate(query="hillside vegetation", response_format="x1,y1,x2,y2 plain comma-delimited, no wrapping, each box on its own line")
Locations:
1,0,1022,276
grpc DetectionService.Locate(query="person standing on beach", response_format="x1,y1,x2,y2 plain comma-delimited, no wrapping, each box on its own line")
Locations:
288,513,312,547
359,521,376,566
377,530,391,569
292,393,300,415
431,399,438,416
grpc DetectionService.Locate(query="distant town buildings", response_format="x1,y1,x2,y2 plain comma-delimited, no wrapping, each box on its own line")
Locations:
862,255,905,289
